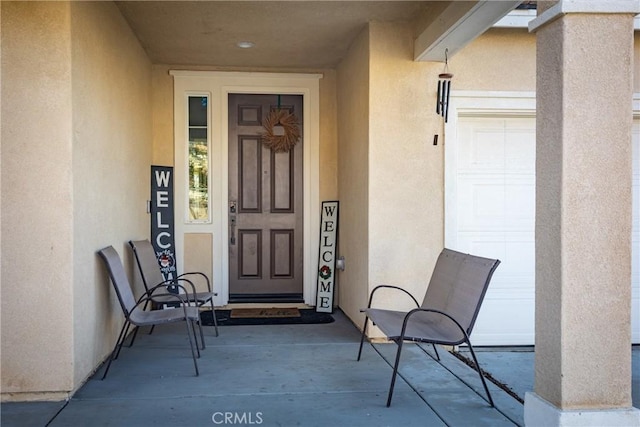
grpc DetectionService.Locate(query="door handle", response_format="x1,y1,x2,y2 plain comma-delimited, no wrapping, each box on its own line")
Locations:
229,215,236,245
229,199,237,245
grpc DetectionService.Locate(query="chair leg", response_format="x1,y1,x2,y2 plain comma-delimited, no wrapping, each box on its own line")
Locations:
116,323,133,358
387,338,405,407
432,343,440,361
197,316,206,351
184,319,199,376
145,300,155,336
102,321,129,380
191,319,201,358
357,315,369,361
127,325,140,348
466,340,494,407
210,299,219,337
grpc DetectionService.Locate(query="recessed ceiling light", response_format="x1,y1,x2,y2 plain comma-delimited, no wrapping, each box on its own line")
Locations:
237,41,255,49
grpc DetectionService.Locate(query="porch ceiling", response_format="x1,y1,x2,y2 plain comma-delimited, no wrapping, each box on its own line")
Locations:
115,1,455,68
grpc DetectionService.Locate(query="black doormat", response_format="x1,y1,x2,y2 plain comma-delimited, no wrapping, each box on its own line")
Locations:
199,309,334,326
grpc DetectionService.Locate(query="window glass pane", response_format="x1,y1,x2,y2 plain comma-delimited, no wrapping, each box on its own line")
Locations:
188,96,208,221
188,96,208,127
189,128,207,141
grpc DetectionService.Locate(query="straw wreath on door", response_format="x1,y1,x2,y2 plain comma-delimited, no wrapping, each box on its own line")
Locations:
260,97,301,153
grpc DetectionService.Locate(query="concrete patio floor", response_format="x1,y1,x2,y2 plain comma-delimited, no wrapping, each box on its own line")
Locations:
2,310,638,426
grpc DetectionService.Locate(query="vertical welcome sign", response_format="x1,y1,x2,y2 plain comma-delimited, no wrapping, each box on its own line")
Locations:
151,166,178,289
316,201,339,313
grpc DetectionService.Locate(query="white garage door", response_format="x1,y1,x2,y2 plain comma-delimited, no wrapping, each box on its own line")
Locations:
447,115,639,346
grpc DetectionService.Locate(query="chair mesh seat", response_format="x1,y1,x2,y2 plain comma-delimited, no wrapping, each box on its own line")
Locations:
366,308,465,345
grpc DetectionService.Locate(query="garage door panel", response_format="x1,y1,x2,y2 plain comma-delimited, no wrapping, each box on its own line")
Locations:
458,117,535,173
457,176,535,230
458,128,506,170
471,298,535,345
457,233,534,292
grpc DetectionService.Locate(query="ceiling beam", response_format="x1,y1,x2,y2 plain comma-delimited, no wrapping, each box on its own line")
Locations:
414,0,522,62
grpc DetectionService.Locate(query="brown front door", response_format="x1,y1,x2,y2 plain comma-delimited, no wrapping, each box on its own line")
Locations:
228,94,304,301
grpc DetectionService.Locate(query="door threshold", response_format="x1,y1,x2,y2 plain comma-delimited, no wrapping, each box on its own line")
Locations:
219,302,313,310
228,293,304,304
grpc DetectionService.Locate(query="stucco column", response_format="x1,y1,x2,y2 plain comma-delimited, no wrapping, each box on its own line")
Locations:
525,1,640,425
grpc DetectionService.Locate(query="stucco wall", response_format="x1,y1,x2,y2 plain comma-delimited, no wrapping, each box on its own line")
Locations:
70,1,152,389
336,27,370,325
456,27,640,94
454,28,536,91
367,22,443,320
0,1,152,400
1,2,75,399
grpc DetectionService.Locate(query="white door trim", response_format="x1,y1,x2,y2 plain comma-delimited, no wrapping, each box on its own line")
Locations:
171,71,322,306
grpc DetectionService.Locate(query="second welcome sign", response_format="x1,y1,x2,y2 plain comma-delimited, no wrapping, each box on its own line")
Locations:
316,201,339,313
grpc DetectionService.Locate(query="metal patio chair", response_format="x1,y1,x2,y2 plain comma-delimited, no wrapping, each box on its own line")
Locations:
357,248,500,407
98,246,202,379
129,239,219,338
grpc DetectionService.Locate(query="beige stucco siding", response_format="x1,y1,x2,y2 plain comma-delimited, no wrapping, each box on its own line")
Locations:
1,1,152,400
456,28,640,98
70,1,152,389
454,28,536,91
336,22,451,333
449,26,640,95
336,27,371,325
1,2,75,397
368,22,443,314
318,69,339,203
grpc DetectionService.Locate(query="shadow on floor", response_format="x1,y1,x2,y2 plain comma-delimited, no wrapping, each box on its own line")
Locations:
459,345,639,409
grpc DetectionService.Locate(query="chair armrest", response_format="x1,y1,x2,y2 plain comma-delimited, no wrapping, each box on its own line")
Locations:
401,308,469,344
364,285,420,310
177,271,212,293
146,278,196,302
133,291,189,312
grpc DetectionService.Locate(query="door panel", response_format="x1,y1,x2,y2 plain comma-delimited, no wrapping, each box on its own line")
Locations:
239,136,262,212
228,94,303,299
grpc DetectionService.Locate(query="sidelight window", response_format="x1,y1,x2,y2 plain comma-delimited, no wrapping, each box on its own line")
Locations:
187,95,209,222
